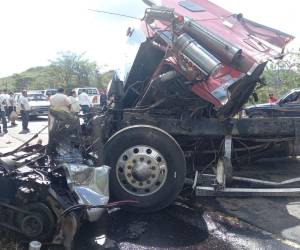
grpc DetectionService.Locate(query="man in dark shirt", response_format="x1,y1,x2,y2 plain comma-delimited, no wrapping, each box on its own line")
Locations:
0,89,8,134
100,90,107,107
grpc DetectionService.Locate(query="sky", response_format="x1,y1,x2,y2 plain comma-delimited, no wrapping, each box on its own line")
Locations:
0,0,299,78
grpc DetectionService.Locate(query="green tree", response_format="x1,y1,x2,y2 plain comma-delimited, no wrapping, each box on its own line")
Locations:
256,49,300,103
49,51,105,91
12,73,33,92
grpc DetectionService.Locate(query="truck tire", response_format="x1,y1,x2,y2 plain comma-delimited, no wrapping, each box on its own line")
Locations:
102,125,186,212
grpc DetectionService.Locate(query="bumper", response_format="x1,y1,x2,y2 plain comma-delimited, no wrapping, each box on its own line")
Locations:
29,109,49,116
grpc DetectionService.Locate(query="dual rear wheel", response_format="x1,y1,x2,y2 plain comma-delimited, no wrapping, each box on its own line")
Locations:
102,125,186,212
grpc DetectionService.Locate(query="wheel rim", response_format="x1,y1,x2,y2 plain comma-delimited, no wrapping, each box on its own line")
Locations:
116,145,168,196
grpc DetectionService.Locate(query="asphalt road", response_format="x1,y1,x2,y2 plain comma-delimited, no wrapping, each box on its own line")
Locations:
1,117,300,250
74,202,299,250
0,116,48,152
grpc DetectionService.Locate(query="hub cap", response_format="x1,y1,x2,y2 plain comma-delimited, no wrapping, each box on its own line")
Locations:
116,145,168,196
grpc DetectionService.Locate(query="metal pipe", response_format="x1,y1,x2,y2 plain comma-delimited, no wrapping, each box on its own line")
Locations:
174,33,221,77
137,71,178,106
183,20,242,64
201,174,300,186
233,176,300,186
196,186,300,197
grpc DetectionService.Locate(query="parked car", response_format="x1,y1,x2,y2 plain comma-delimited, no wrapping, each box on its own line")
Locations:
41,88,57,97
244,88,300,118
15,91,50,117
73,87,100,107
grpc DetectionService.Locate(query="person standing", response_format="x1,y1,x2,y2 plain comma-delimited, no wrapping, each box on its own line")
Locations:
0,90,8,134
7,91,17,126
3,89,10,117
100,90,107,108
69,90,81,114
78,90,91,114
268,93,278,104
48,88,80,156
49,87,71,112
19,90,31,134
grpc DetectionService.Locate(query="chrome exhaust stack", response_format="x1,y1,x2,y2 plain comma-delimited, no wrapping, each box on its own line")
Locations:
183,20,242,65
174,33,221,78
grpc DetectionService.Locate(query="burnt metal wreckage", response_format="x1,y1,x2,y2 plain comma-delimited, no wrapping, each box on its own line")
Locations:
1,0,300,247
0,111,135,249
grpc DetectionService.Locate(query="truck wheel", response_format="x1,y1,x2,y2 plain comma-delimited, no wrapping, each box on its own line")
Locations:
102,125,186,212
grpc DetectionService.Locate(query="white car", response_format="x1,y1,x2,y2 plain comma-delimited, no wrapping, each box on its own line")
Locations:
15,92,50,117
41,89,57,97
73,87,100,107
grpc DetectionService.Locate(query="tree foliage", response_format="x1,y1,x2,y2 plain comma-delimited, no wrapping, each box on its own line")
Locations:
0,51,113,92
256,49,300,103
49,51,101,90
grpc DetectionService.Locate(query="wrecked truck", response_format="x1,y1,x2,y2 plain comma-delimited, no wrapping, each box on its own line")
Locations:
0,2,299,245
1,4,298,245
0,113,122,249
87,0,300,212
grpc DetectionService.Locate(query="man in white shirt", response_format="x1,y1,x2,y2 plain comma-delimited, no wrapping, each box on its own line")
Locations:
78,90,91,114
48,88,80,155
0,90,8,134
19,90,31,134
7,91,17,126
50,88,71,113
69,90,81,114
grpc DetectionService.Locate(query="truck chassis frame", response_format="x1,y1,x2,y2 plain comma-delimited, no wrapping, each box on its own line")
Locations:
100,112,300,197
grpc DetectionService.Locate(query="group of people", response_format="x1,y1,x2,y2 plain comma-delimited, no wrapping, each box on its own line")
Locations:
1,87,104,135
0,89,31,135
49,88,92,115
0,89,18,135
